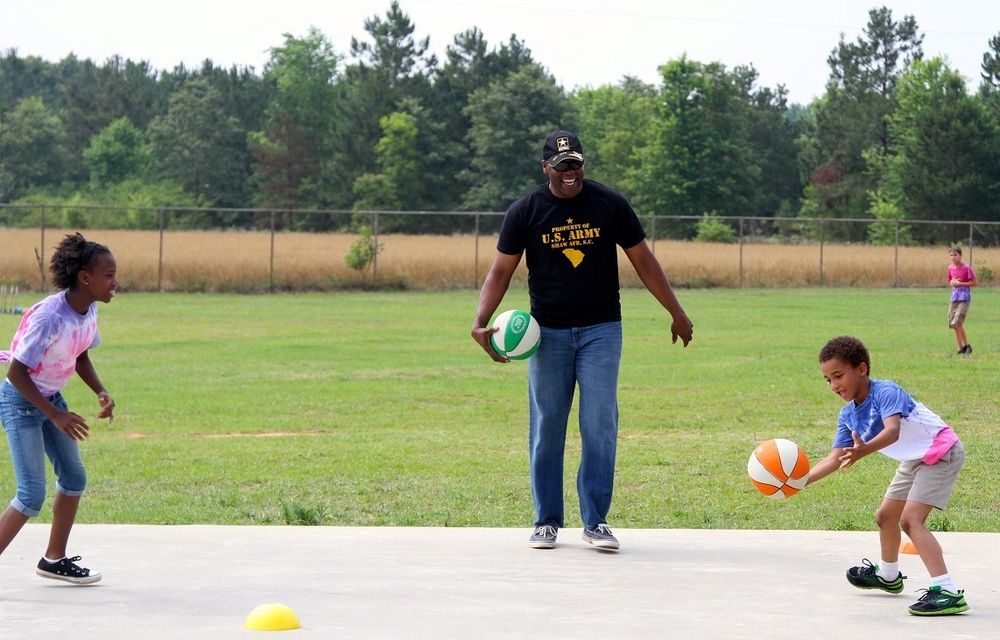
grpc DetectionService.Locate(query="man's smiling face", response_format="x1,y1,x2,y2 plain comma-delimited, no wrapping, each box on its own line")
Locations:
543,160,584,199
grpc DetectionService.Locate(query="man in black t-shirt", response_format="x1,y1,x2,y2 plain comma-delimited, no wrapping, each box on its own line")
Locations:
471,130,693,551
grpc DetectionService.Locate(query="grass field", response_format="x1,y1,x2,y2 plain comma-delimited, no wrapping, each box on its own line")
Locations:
0,287,997,532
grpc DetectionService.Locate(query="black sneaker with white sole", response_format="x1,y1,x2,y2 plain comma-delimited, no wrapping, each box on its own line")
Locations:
846,558,905,594
908,586,969,616
529,524,558,549
582,524,620,550
36,556,102,584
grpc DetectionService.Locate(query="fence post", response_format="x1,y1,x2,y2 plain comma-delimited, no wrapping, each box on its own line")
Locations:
893,221,899,288
819,219,825,286
269,210,276,293
158,209,164,292
372,212,380,288
40,207,46,291
474,213,480,288
738,217,744,288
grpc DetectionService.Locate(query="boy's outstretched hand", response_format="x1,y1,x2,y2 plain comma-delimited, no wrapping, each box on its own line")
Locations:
838,432,871,468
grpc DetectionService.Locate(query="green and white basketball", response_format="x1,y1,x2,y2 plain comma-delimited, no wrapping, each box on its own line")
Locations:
490,309,540,360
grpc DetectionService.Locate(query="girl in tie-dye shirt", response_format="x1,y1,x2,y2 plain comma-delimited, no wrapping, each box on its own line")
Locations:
0,233,117,585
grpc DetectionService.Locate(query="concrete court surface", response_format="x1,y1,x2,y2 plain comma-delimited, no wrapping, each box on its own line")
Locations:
0,525,997,639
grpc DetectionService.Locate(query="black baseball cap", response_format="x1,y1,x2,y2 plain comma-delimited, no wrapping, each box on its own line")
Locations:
542,130,585,165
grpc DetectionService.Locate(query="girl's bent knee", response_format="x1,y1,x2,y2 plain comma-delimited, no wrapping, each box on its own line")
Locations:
55,480,86,497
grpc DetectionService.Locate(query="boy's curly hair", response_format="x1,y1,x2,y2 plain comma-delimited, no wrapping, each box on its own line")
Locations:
819,335,871,374
49,232,112,290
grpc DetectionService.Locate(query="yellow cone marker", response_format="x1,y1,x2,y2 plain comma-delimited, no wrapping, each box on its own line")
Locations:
244,603,301,631
900,540,918,554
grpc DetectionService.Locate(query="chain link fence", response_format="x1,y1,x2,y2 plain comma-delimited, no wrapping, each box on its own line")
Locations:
0,204,996,294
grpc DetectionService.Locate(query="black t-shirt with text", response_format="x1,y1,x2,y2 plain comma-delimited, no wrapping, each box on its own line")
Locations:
497,180,647,328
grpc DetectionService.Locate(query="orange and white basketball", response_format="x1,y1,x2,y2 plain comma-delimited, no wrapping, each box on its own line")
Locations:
747,438,810,499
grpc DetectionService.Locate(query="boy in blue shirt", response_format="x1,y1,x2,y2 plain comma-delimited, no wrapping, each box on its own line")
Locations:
807,336,967,616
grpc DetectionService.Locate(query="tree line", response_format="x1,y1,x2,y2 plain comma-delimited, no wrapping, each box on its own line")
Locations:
2,3,1000,244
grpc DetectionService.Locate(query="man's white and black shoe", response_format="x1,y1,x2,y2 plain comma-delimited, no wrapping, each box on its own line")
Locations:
582,524,620,550
36,555,102,584
529,524,558,549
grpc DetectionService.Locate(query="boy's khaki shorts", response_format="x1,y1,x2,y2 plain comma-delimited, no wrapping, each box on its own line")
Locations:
948,301,969,328
885,441,965,510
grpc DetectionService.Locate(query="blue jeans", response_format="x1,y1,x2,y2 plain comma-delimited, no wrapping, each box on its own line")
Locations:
1,380,87,517
528,321,621,529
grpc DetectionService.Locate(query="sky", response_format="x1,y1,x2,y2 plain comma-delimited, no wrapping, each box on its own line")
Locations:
3,0,1000,105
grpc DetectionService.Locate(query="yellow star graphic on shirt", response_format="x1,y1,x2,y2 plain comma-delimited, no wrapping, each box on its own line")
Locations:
566,218,573,224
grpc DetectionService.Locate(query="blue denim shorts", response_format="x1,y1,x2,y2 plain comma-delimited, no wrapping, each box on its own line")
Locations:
1,379,87,516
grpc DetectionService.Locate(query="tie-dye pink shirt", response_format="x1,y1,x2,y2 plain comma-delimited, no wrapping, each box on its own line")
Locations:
0,291,100,397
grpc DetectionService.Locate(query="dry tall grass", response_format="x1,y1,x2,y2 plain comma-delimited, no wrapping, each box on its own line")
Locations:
645,240,998,288
0,228,995,292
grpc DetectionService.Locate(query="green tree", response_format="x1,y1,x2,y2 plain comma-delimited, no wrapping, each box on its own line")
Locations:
573,77,657,194
350,0,433,90
148,78,251,208
0,48,29,115
827,6,922,156
740,75,803,217
250,27,341,211
631,57,757,237
375,111,420,206
193,60,273,143
118,58,162,130
0,96,66,201
326,2,436,210
982,33,1000,89
352,101,457,232
59,55,161,183
344,224,383,276
350,111,419,214
461,64,571,213
1,49,64,117
804,6,923,231
352,173,397,212
877,58,1000,241
694,214,736,243
424,30,537,212
83,116,150,187
980,33,1000,132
